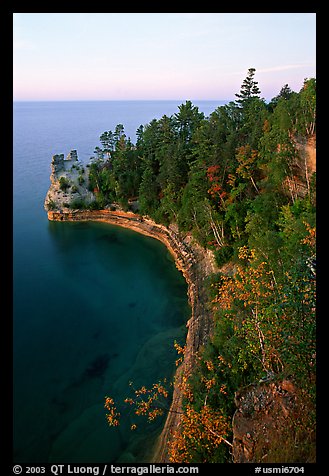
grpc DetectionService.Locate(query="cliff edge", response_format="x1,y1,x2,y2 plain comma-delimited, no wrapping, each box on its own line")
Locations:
45,151,219,462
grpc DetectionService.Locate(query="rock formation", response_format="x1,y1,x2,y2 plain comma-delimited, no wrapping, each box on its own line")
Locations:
44,150,95,212
232,379,315,463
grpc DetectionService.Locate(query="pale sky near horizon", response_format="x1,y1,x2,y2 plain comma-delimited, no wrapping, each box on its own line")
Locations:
13,13,316,101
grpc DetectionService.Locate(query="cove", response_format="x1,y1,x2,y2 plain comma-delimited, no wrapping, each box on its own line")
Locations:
13,220,189,463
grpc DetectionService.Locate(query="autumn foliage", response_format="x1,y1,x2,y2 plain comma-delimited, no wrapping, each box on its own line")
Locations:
168,404,231,463
104,227,315,463
105,380,170,431
101,71,316,463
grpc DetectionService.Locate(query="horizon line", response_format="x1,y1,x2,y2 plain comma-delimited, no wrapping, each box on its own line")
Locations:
13,98,233,103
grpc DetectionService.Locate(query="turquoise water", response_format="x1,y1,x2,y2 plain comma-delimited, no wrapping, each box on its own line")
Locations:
14,220,189,463
13,100,223,463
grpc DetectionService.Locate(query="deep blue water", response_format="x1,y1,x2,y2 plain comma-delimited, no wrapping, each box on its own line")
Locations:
13,100,225,463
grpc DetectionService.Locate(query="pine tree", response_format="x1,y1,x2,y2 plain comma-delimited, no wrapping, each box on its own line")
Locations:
235,68,261,107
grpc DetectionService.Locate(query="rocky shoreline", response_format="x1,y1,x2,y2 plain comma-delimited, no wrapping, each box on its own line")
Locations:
45,150,219,461
44,147,313,462
47,208,218,462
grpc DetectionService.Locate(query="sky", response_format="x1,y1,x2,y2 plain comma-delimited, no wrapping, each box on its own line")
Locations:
13,13,316,101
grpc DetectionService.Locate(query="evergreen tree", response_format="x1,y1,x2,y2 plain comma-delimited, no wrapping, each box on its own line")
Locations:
268,84,295,111
138,163,160,216
235,67,261,107
173,100,204,143
100,72,316,463
99,130,115,155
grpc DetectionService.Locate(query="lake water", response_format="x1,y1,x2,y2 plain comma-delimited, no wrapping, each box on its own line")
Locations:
13,100,225,463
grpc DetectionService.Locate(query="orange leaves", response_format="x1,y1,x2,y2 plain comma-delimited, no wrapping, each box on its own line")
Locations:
104,396,120,427
236,145,258,176
201,357,229,394
152,381,169,398
302,221,316,249
168,404,231,463
147,408,164,421
227,173,236,188
174,340,186,367
130,380,169,423
212,246,285,373
235,145,259,193
124,397,134,405
204,377,216,391
105,379,170,430
214,247,275,312
218,354,232,369
208,183,227,199
134,386,148,396
180,379,194,403
205,360,214,372
238,245,256,261
134,400,149,416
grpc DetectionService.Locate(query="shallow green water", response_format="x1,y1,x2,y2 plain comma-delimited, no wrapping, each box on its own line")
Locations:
14,220,189,463
14,100,221,463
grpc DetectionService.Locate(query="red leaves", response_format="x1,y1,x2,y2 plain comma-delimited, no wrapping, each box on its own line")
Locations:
206,165,227,201
206,165,220,182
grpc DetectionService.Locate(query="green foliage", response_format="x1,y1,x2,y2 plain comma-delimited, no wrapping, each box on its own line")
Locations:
88,161,102,191
235,68,261,105
69,197,87,210
138,164,160,216
297,78,316,136
59,176,71,191
46,199,57,211
88,69,316,462
177,162,209,235
214,245,233,267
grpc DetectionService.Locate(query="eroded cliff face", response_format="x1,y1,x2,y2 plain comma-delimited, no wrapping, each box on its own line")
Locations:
232,379,316,463
295,135,316,176
282,134,316,201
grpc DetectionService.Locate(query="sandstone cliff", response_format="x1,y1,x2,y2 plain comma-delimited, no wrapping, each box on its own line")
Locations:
282,134,316,201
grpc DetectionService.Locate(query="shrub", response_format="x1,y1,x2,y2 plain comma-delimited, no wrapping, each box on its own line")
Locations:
89,200,101,210
214,245,234,267
69,198,87,210
46,199,57,211
59,176,70,191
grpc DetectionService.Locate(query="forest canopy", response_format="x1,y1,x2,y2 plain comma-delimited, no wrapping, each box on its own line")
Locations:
88,68,316,463
87,69,315,269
